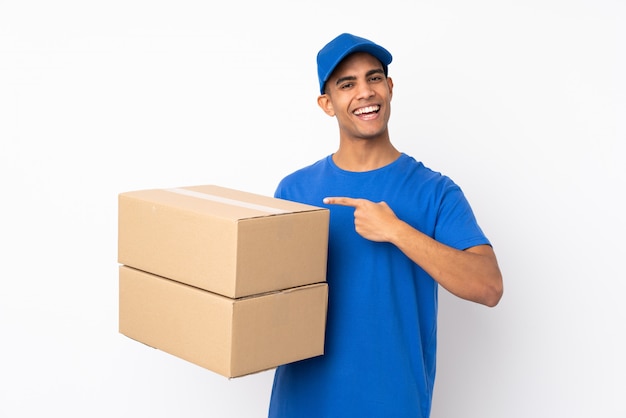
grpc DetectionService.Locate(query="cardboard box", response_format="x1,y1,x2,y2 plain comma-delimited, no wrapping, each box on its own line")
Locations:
119,265,328,378
118,185,329,298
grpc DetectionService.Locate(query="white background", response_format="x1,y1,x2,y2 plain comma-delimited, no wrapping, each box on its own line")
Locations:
1,1,624,417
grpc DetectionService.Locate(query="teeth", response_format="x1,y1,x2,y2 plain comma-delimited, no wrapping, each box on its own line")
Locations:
354,105,379,115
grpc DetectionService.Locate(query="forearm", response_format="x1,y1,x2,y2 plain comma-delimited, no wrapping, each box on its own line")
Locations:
388,219,503,307
324,196,503,306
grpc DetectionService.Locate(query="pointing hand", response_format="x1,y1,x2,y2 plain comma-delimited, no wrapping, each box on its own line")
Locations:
323,197,400,242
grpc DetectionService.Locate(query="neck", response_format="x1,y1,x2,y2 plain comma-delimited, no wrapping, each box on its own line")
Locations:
332,137,401,172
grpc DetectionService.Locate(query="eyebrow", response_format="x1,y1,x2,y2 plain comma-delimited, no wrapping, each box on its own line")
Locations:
334,68,385,87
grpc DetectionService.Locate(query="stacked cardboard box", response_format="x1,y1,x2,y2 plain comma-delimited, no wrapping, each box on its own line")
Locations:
118,185,330,378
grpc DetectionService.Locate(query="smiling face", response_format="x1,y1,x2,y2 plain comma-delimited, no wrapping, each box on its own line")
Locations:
318,52,394,143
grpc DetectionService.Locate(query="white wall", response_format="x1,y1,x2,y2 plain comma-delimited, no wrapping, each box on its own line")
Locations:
1,1,624,417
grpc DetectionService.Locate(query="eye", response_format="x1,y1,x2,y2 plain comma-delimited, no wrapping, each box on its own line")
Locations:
339,82,354,90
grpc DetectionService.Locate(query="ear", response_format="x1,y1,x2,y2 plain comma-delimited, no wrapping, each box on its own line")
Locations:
387,77,394,100
317,94,335,117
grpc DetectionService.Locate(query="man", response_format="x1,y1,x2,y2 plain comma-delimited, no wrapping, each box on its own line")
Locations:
268,33,503,418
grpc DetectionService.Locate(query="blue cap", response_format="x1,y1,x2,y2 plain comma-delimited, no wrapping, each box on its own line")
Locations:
316,33,393,94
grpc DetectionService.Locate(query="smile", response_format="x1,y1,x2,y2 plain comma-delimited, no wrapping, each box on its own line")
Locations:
353,105,380,115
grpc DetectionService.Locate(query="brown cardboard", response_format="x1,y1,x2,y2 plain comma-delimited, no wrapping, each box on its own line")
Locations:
119,265,328,378
118,184,329,298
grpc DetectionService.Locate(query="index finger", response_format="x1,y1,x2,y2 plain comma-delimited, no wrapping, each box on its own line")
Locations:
323,197,362,207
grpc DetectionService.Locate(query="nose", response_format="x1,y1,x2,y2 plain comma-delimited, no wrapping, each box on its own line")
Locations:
356,82,375,100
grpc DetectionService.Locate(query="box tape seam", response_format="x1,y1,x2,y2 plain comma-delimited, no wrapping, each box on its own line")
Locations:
166,188,290,215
